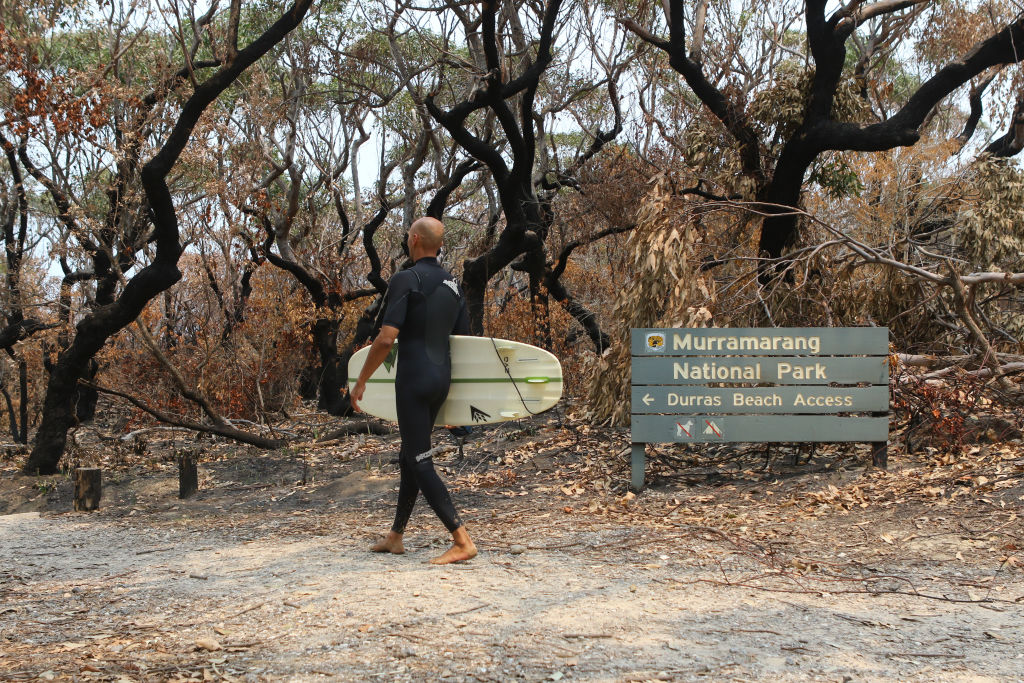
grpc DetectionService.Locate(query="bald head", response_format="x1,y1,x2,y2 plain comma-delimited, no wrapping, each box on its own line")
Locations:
409,217,444,255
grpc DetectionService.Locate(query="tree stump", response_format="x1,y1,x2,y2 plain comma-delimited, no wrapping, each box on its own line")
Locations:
179,451,198,498
74,468,102,511
871,441,888,469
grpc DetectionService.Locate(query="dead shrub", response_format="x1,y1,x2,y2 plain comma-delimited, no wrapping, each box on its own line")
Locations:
483,286,590,400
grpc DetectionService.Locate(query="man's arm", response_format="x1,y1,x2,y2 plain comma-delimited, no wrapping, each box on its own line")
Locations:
350,324,399,412
352,269,414,411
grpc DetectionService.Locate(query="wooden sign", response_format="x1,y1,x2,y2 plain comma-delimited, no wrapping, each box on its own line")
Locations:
630,327,890,490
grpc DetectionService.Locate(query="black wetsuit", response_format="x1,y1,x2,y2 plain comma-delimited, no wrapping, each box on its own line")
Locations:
380,257,470,533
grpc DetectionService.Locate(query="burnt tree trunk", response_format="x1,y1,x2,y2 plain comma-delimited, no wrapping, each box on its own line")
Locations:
0,352,32,444
178,452,198,498
16,357,27,443
425,1,563,335
459,202,542,334
538,222,632,355
30,336,121,475
262,255,348,416
0,140,35,444
313,317,346,415
331,295,386,416
298,364,318,400
263,195,382,417
425,0,622,340
756,141,816,261
75,359,99,423
545,277,609,353
518,245,553,348
1,383,17,442
74,468,102,511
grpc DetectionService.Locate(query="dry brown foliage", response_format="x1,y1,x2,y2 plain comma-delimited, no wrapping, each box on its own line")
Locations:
483,287,588,400
98,261,315,424
588,174,718,425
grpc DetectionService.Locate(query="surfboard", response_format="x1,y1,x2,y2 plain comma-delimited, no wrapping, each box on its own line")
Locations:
348,336,563,426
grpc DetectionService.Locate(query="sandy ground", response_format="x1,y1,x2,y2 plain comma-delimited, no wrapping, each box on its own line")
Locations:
1,419,1023,682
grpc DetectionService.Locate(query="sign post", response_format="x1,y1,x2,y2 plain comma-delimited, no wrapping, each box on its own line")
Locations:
630,328,890,491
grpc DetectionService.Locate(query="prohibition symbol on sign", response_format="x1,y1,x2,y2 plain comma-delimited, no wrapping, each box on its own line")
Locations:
703,420,722,437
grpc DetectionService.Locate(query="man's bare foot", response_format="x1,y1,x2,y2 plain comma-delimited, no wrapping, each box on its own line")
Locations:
430,527,476,564
370,531,404,554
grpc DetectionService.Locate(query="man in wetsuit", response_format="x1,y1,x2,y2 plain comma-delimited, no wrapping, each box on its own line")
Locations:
350,217,477,565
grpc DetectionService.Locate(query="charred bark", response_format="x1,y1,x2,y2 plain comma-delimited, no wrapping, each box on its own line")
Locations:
0,142,35,443
263,175,381,417
985,91,1024,158
75,359,100,424
16,357,27,443
546,280,608,352
427,1,626,336
426,0,564,333
426,158,482,219
261,232,347,415
0,319,53,350
312,317,345,415
542,223,635,353
331,297,384,416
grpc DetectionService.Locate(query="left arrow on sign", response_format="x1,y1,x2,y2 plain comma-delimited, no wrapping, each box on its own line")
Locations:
643,393,654,406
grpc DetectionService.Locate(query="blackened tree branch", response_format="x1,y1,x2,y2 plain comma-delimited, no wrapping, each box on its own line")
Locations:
85,381,286,449
427,158,482,218
0,319,55,351
619,3,763,182
549,223,636,282
985,90,1024,158
957,73,997,149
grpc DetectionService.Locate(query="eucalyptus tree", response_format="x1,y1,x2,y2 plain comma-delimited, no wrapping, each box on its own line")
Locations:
0,2,175,424
1,1,214,436
385,0,629,349
220,8,457,416
620,0,1024,269
7,0,316,475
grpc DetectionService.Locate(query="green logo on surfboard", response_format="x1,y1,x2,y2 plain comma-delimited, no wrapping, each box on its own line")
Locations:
383,344,398,373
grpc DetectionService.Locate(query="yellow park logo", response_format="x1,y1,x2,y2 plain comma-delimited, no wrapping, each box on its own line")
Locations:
646,333,665,352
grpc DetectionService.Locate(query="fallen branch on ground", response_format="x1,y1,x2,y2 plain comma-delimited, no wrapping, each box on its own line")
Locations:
83,381,287,450
898,353,1024,369
317,421,391,440
920,362,1024,381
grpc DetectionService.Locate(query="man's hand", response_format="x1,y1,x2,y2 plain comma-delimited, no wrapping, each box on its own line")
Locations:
352,325,399,415
350,381,366,412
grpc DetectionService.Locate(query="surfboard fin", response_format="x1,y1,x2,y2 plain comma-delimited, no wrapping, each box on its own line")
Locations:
499,411,521,419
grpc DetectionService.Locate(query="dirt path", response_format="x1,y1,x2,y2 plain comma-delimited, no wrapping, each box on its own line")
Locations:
2,422,1023,681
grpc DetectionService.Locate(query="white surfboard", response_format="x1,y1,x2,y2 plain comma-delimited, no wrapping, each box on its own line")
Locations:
348,336,563,426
